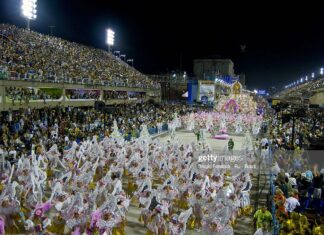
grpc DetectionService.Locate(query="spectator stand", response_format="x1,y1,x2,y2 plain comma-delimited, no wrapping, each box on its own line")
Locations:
0,24,161,90
270,145,324,233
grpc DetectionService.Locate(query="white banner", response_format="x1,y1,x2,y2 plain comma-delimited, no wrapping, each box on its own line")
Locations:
198,83,215,102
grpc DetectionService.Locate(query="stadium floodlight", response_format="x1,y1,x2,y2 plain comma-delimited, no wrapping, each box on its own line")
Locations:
114,51,120,57
106,28,115,52
320,68,324,75
21,0,37,30
126,58,134,67
120,54,126,60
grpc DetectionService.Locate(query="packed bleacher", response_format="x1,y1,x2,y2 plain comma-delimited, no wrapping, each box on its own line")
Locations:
65,89,100,100
279,77,324,102
5,87,61,104
270,151,324,234
270,109,324,150
0,103,199,159
268,107,324,233
103,90,145,101
0,24,160,89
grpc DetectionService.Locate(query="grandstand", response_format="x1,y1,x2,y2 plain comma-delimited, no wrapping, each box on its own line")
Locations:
0,24,161,111
0,24,159,88
273,77,324,106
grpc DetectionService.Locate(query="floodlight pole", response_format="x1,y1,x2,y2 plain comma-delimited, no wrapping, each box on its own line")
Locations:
27,19,30,30
22,0,37,30
49,25,56,36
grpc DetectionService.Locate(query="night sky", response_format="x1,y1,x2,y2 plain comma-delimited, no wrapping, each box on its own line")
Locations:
1,0,324,90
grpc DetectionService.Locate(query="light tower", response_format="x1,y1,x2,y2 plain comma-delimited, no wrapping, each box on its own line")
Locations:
120,54,126,61
114,51,120,57
106,28,115,52
21,0,37,30
127,58,134,67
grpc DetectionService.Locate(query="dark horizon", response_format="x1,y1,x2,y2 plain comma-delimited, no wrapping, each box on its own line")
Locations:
1,0,324,90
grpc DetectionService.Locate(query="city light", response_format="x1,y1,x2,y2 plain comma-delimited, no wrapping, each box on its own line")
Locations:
106,28,115,47
311,73,314,78
21,0,37,30
320,68,324,75
253,89,257,94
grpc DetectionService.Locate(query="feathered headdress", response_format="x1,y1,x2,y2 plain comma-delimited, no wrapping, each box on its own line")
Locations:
34,201,52,217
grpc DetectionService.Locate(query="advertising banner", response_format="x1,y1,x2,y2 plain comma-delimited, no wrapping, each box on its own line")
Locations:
198,81,215,102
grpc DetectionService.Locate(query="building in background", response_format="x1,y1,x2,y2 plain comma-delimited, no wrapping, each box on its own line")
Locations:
146,59,247,103
148,74,188,101
192,58,247,102
194,59,235,80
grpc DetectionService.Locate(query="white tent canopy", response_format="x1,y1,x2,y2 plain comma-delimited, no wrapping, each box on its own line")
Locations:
182,91,188,98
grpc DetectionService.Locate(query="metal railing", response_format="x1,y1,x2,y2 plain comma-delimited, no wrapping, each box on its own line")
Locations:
110,124,169,141
0,69,161,90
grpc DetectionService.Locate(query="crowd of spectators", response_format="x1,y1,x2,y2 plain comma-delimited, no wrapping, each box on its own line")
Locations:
5,86,61,104
4,86,148,102
128,91,145,99
103,90,128,100
65,89,100,100
0,102,202,162
103,90,145,100
0,24,160,89
270,109,324,150
266,107,324,233
309,78,324,90
271,151,324,233
281,77,324,101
